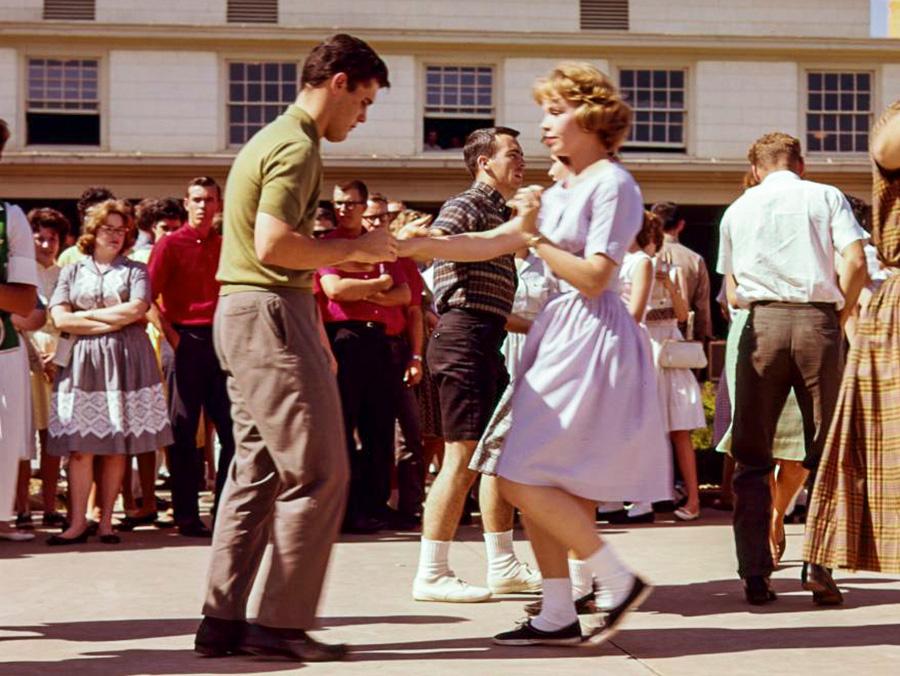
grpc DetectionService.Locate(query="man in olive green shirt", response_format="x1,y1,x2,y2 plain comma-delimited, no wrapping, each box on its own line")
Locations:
196,34,395,662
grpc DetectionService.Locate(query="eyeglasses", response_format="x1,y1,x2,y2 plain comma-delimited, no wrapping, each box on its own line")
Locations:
333,200,366,209
99,225,129,236
362,212,390,224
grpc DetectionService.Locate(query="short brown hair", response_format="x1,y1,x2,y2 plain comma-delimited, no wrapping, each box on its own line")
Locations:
748,132,803,169
77,199,135,256
28,208,70,241
463,127,520,179
651,201,681,233
337,179,368,203
135,197,186,233
533,62,632,152
0,118,9,152
77,186,116,223
637,211,664,250
368,192,388,205
186,175,221,199
301,33,390,91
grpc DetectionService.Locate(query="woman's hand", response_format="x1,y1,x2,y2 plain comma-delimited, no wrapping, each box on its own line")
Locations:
509,185,544,235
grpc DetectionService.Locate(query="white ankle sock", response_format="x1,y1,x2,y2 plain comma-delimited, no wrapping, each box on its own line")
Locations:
627,501,653,517
584,545,634,608
532,578,578,632
417,538,451,580
568,559,593,599
484,530,518,578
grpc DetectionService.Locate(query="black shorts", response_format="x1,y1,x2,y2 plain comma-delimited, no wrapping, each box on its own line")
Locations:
425,308,509,442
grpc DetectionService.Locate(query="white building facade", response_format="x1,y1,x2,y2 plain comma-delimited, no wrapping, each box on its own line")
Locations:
0,0,896,212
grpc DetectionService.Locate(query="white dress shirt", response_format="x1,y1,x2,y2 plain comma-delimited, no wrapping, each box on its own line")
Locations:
716,170,866,309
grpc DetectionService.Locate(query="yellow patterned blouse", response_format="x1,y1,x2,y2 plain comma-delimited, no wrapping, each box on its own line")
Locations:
872,102,900,268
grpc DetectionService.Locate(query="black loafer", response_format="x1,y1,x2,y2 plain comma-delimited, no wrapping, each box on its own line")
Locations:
115,513,158,532
492,619,583,646
586,575,653,645
194,616,249,657
46,530,91,546
99,533,121,544
238,624,348,662
743,576,777,605
802,562,843,606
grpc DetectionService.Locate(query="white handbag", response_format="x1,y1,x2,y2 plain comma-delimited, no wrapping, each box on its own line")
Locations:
657,311,707,369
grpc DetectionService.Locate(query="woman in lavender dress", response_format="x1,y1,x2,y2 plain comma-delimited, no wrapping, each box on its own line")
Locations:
402,63,669,647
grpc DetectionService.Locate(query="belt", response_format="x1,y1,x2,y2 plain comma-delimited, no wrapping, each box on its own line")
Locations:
330,319,385,332
646,307,677,322
751,301,836,310
173,323,213,332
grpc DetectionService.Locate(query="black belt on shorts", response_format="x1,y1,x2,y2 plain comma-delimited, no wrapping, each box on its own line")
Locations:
750,301,836,310
329,319,386,332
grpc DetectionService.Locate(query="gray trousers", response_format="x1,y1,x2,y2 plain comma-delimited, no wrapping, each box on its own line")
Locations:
731,302,843,578
202,290,348,629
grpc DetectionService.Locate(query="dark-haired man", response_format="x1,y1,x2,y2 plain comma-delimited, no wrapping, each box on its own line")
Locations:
412,126,540,603
196,34,394,661
57,185,117,267
317,179,410,533
148,176,234,538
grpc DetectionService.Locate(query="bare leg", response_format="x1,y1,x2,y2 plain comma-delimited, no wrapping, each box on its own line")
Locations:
671,430,700,514
122,457,137,512
421,440,478,541
770,460,809,563
522,515,569,578
39,430,62,514
98,455,126,537
60,452,93,538
480,475,515,533
14,460,31,516
136,451,158,515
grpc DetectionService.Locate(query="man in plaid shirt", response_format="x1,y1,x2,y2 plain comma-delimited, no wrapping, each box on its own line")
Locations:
413,126,541,603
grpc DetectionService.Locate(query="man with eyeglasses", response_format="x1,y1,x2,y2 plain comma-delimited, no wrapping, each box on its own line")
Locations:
316,179,410,533
148,176,235,538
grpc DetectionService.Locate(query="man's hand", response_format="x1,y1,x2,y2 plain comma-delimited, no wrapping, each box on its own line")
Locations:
353,227,398,264
395,214,434,241
509,185,543,235
374,273,394,293
404,360,423,386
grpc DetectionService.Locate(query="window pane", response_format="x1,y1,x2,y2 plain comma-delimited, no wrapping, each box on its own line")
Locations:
824,73,838,89
653,70,667,88
637,71,650,87
670,70,684,88
857,72,871,90
620,70,634,87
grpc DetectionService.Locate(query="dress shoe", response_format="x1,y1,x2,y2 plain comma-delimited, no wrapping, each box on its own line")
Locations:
238,623,347,662
743,576,777,605
341,515,384,534
99,533,121,544
607,510,655,525
194,616,248,657
47,530,91,546
802,562,843,605
178,521,212,538
41,511,69,528
115,512,158,532
15,512,35,530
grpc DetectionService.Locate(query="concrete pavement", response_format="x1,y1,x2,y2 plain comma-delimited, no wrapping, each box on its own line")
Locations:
2,511,899,675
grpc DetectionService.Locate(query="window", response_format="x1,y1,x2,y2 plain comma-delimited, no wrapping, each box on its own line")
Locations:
43,0,95,20
228,62,297,145
806,71,872,153
423,65,495,152
26,58,100,145
619,68,686,152
580,0,629,30
227,0,278,24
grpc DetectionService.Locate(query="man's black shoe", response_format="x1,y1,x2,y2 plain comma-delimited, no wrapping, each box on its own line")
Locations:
801,562,843,606
341,515,384,534
492,619,583,646
597,508,627,523
239,624,348,661
606,510,654,525
586,576,653,645
194,616,247,657
743,576,777,605
178,521,212,538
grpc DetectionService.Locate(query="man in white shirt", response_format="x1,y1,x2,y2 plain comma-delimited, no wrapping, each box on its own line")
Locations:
717,132,868,606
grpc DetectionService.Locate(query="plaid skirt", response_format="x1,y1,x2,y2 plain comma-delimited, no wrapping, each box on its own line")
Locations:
804,273,900,572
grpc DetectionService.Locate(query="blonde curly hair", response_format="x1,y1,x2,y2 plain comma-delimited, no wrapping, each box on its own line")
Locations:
533,62,632,152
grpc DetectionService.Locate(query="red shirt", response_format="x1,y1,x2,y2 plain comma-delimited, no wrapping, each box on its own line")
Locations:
147,224,221,326
382,258,424,336
315,228,408,330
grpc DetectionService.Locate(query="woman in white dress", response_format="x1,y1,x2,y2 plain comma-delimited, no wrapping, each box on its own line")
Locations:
402,63,670,647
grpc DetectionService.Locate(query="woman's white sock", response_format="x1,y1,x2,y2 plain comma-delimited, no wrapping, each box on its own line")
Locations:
532,578,578,632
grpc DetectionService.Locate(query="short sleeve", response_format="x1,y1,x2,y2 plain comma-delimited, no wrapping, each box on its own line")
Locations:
716,210,733,276
430,198,477,236
583,176,637,264
828,189,868,254
258,141,317,227
49,262,76,309
128,262,152,304
402,259,424,305
4,203,39,287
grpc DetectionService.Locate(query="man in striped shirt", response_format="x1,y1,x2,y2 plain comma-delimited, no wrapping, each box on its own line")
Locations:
413,127,541,603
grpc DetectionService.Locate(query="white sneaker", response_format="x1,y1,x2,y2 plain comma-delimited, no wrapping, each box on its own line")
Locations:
0,531,35,542
488,561,542,594
413,573,492,602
